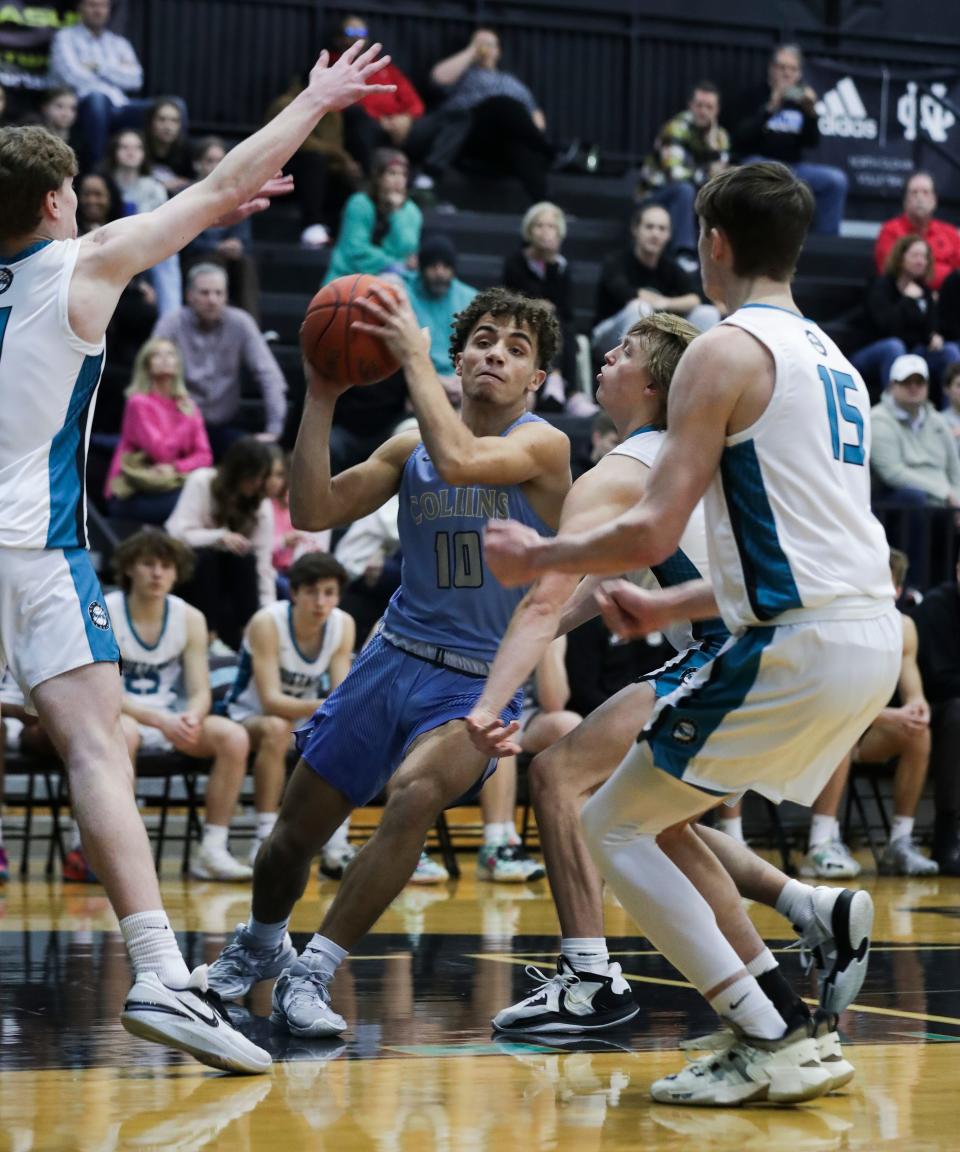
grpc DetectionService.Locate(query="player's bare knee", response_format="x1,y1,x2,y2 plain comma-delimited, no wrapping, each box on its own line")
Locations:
385,774,443,831
263,716,291,749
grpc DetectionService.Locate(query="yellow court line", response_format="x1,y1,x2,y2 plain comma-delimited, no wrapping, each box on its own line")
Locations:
468,953,960,1028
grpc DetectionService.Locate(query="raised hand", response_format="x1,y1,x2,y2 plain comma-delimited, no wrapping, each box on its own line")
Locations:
308,40,396,111
213,173,295,227
351,281,430,367
595,581,672,640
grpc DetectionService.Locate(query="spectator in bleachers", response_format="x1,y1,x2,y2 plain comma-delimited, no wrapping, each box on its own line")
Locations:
0,84,8,126
35,85,79,146
874,171,960,292
223,552,356,874
105,337,212,524
732,44,847,235
165,436,276,653
109,529,254,882
429,27,554,203
852,234,960,400
592,202,720,354
264,445,331,594
143,97,192,194
324,147,422,284
912,556,960,874
501,201,582,412
870,353,960,509
334,489,402,650
639,81,731,258
405,232,477,406
942,362,960,447
182,137,261,322
589,411,619,463
103,128,182,315
49,0,148,169
265,73,362,249
153,262,287,457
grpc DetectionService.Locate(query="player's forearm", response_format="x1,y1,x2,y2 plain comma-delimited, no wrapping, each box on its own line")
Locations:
290,390,339,529
527,507,672,578
656,579,720,623
121,697,166,728
431,44,475,88
556,577,604,636
263,692,316,720
184,691,212,718
402,345,474,480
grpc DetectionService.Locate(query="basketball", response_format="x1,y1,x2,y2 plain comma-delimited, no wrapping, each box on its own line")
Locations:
300,273,402,387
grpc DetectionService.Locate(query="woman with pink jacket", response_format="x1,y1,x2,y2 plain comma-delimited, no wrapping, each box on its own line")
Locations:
106,338,212,523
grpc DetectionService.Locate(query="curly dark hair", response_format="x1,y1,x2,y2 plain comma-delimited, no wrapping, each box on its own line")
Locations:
211,437,274,534
112,528,196,592
449,287,560,371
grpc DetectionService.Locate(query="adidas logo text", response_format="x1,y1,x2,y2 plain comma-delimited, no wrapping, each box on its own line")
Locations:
816,77,878,139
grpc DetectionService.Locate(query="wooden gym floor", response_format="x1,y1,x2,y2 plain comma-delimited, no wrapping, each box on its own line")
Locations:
1,850,959,1151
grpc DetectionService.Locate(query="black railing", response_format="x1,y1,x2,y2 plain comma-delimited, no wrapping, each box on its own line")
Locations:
873,502,959,593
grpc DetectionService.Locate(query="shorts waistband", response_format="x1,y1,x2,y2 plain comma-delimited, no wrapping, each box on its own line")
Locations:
751,596,896,628
379,626,491,679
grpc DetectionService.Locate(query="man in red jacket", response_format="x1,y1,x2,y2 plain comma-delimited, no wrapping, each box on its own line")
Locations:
875,171,960,291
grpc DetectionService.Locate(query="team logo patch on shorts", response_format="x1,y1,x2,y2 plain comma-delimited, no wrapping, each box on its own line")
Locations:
671,718,698,744
680,668,698,684
88,602,110,630
0,268,12,294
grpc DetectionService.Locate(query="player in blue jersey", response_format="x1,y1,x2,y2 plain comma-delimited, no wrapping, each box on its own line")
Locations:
0,41,394,1074
207,286,571,1036
483,163,900,1106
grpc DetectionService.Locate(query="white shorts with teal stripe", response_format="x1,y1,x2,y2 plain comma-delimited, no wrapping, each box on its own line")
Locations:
642,607,902,806
0,547,120,711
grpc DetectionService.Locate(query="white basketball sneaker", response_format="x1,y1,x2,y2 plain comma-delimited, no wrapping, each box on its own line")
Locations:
190,844,254,883
651,1022,831,1106
492,955,638,1033
271,957,347,1038
795,886,874,1015
121,965,272,1074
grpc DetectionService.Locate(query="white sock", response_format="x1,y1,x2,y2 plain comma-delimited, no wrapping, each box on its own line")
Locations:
302,933,348,981
745,947,778,978
775,878,816,934
255,811,277,841
245,913,289,950
808,814,838,850
68,820,82,853
561,937,610,975
324,818,351,854
505,821,521,846
484,822,508,847
202,824,229,852
120,910,191,986
717,816,745,843
709,973,786,1041
890,815,914,843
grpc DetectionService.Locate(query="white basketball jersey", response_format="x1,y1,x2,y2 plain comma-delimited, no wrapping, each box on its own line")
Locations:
106,591,188,710
0,239,105,549
609,428,728,653
707,304,893,631
227,601,347,720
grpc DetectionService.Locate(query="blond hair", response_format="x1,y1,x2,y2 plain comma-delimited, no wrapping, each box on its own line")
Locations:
625,312,699,427
521,200,567,244
126,338,195,414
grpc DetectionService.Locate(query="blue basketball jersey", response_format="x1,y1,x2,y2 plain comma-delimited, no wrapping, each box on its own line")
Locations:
382,412,554,662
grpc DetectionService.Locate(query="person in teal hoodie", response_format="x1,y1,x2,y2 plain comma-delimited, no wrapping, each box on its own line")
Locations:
324,147,422,283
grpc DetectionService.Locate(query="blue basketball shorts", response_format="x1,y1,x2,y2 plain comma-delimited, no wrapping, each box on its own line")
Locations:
294,633,522,807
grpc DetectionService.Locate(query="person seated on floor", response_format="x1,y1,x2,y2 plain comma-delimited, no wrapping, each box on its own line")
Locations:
912,555,960,875
501,201,584,412
181,137,262,322
165,436,277,653
477,638,580,883
404,232,477,407
592,202,720,355
852,234,960,401
264,445,332,596
638,80,731,259
428,27,554,203
223,552,356,876
105,337,213,525
324,147,422,284
143,97,193,194
106,529,253,882
153,261,287,457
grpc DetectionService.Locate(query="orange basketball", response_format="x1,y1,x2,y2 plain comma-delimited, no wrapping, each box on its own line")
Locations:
300,273,402,387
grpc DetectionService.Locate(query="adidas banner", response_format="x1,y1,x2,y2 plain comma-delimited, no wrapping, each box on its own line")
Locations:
804,58,960,198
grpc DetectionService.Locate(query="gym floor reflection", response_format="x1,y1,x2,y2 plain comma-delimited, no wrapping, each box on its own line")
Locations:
2,869,960,1150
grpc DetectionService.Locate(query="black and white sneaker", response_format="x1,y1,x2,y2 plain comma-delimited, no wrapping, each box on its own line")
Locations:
121,965,272,1074
796,887,873,1015
492,955,638,1033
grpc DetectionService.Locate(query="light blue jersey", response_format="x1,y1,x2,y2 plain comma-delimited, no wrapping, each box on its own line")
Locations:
382,412,553,663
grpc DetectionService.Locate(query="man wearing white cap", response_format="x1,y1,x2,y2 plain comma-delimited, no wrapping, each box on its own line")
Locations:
870,353,960,508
